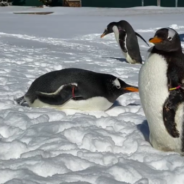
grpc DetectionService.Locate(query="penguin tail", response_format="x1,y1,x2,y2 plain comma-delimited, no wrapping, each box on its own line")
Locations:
135,32,150,47
15,96,27,106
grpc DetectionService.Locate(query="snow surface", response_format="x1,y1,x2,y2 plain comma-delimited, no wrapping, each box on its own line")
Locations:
0,6,184,184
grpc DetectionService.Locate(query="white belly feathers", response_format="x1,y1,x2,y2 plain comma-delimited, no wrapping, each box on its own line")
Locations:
139,53,183,152
112,26,135,64
28,97,113,111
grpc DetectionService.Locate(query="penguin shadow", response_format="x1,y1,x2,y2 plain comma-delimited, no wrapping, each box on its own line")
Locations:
179,33,184,42
112,100,121,107
17,102,29,107
108,101,122,109
111,101,140,108
127,103,140,106
136,120,150,142
102,56,127,63
21,103,29,107
103,56,147,64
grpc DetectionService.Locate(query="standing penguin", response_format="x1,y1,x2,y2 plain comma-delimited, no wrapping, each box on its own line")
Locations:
100,20,149,64
139,27,184,154
16,68,138,111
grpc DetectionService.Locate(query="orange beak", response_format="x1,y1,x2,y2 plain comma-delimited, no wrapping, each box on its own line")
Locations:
100,29,108,38
100,33,106,38
149,37,163,44
124,87,139,92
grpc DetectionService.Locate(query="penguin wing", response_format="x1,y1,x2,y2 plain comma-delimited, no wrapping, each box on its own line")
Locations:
36,84,83,105
135,32,150,47
163,90,182,138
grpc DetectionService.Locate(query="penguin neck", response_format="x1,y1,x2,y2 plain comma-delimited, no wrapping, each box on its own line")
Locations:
108,88,124,102
105,83,123,102
152,46,182,53
151,46,183,62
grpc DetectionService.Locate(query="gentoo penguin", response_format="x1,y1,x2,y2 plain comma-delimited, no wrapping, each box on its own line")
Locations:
139,27,184,154
100,20,149,64
16,68,138,111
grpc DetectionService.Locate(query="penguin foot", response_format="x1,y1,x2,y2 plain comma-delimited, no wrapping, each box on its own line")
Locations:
15,96,28,106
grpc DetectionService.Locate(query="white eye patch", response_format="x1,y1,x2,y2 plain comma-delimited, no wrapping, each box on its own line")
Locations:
112,78,121,89
168,28,176,40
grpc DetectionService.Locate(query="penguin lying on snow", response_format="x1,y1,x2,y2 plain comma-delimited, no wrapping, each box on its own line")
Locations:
139,27,184,154
101,20,149,64
16,68,138,111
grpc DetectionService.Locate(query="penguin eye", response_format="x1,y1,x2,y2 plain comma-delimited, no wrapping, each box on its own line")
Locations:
116,85,121,89
168,37,172,41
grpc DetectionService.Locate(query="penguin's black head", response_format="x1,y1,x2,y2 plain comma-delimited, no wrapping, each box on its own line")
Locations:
149,28,181,52
100,22,118,38
107,77,139,101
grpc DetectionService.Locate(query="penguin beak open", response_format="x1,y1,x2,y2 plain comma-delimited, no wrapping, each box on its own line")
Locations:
123,86,139,92
149,37,163,44
101,30,108,38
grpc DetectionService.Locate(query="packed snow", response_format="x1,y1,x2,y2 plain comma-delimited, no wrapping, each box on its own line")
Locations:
0,6,184,184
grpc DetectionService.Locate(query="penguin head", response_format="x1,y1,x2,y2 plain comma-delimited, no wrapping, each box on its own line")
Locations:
149,28,181,52
101,22,127,38
101,22,118,38
101,21,132,38
107,77,139,101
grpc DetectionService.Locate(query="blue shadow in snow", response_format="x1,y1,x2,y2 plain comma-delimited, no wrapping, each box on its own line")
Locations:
179,34,184,42
137,120,150,142
102,56,127,63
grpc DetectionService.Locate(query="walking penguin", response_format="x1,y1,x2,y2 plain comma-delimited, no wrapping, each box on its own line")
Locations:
101,20,149,64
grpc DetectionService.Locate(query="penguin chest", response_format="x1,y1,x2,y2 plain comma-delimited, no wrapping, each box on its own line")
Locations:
30,97,113,111
112,26,135,64
139,53,183,152
118,35,134,64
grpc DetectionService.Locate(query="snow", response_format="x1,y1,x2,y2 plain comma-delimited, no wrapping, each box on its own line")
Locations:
0,6,184,184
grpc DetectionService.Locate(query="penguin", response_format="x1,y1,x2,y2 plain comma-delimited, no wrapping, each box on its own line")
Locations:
100,20,149,64
16,68,138,111
139,27,184,154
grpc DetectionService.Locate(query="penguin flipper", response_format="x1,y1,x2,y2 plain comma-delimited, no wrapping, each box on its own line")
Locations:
162,90,184,138
135,32,150,47
37,85,82,106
